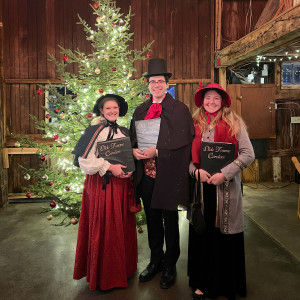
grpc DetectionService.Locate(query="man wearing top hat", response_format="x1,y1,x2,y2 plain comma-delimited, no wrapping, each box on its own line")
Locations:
130,58,194,289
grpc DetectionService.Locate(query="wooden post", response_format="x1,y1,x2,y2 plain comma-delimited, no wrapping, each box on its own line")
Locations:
272,156,281,182
219,67,226,90
291,157,300,218
215,0,222,51
0,16,8,208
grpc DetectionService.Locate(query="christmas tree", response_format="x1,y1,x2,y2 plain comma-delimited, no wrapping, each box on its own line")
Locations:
16,0,152,226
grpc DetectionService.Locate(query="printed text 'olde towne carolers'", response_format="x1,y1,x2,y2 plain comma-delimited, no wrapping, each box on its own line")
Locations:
203,145,231,160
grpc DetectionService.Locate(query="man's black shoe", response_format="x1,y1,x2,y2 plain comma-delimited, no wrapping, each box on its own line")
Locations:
160,266,176,289
139,262,163,282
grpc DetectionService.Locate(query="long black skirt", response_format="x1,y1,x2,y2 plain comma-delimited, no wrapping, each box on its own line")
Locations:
187,183,247,300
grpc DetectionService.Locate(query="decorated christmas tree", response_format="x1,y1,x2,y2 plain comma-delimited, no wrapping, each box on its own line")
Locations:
16,0,152,226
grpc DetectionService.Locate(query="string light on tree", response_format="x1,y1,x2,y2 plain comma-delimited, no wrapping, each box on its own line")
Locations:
18,0,152,226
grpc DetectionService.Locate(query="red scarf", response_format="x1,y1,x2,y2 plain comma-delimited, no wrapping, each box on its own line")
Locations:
144,103,162,120
191,119,238,169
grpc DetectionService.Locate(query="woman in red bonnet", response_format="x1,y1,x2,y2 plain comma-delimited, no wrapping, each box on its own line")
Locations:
188,83,255,300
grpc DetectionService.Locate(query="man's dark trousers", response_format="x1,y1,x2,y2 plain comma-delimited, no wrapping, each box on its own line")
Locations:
138,174,180,268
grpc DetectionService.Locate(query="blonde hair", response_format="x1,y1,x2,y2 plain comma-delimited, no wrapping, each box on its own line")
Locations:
193,106,246,137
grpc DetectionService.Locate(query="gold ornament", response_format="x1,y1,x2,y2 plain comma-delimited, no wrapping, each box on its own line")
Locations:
59,112,65,119
95,67,101,74
24,173,31,180
130,90,136,96
104,54,109,60
127,73,132,77
15,141,21,147
47,215,53,221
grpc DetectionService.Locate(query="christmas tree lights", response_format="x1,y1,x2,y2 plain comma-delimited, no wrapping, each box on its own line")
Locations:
16,0,151,226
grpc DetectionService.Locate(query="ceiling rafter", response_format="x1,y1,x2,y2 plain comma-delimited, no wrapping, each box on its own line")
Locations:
215,4,300,67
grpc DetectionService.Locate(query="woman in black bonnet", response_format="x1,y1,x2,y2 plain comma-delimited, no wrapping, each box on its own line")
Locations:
73,94,140,291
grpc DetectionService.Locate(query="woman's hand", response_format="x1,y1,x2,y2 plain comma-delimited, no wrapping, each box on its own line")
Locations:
120,172,132,179
207,172,226,185
132,148,147,160
195,169,211,182
108,164,127,177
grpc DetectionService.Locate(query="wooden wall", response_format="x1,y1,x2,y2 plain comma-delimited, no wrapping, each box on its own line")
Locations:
0,0,9,206
242,63,300,183
221,0,268,49
3,0,214,134
2,0,214,193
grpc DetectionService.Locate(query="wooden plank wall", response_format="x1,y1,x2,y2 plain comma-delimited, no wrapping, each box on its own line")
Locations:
0,0,9,206
2,0,214,193
221,0,268,49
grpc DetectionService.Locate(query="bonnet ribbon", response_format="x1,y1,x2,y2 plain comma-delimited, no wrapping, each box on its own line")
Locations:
205,112,217,125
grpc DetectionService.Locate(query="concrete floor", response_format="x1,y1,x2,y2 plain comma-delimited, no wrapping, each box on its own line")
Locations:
0,183,300,300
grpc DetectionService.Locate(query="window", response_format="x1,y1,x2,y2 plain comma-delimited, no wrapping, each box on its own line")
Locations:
282,62,300,85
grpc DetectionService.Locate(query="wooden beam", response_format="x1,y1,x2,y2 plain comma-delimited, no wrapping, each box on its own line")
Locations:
215,4,300,67
4,79,62,84
218,67,226,90
6,134,56,146
5,148,39,154
215,0,222,51
4,78,212,85
169,79,211,84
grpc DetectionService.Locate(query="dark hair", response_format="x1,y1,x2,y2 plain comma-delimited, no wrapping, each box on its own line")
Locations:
147,75,169,84
98,97,119,111
93,94,128,117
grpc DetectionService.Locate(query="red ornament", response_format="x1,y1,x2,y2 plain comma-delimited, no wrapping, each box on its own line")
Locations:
112,67,117,72
143,78,148,82
45,114,51,119
87,113,93,119
138,226,143,234
112,23,116,27
72,93,77,99
54,109,59,113
147,53,151,58
40,155,46,162
50,201,56,208
26,192,32,198
53,135,59,141
93,3,98,9
65,186,70,191
37,89,42,95
145,94,150,99
71,217,78,225
63,55,68,61
48,181,54,186
99,89,104,94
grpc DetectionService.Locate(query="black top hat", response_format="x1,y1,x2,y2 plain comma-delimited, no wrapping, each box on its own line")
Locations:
93,94,128,117
144,58,172,78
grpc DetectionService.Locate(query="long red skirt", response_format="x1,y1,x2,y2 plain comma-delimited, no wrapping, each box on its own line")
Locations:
73,174,138,290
